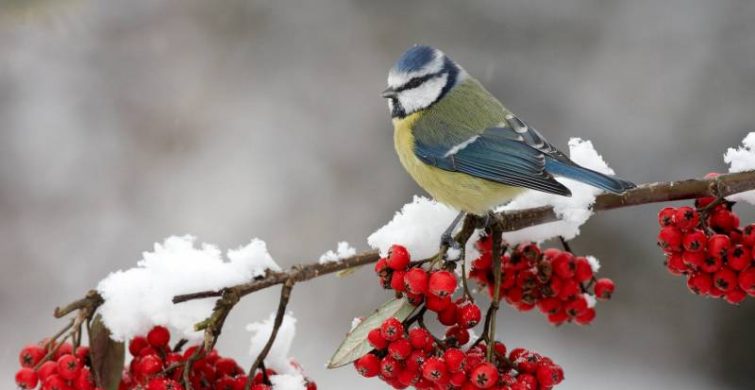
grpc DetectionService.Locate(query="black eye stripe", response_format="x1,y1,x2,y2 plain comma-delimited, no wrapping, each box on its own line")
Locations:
395,71,444,92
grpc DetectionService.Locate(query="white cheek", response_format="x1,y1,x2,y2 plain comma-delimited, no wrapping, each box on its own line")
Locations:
397,73,448,114
387,99,394,113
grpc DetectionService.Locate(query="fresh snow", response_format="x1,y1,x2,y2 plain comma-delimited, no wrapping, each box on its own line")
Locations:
498,138,619,244
367,196,482,261
247,312,300,375
96,235,280,342
724,132,755,204
318,241,356,264
586,255,601,273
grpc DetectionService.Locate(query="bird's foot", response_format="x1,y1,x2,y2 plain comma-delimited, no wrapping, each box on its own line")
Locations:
440,233,463,260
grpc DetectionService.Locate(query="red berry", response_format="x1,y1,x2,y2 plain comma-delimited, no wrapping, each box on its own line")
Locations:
658,207,676,227
380,318,404,342
687,273,712,295
682,229,707,252
742,224,755,246
470,362,498,388
421,357,447,383
390,270,406,292
727,245,751,271
129,336,149,357
403,268,429,295
215,358,242,377
37,361,57,381
456,302,481,329
558,279,580,301
574,256,594,282
15,367,38,389
19,344,46,368
437,303,458,326
701,256,723,275
666,253,688,275
53,343,72,360
397,369,419,387
444,325,470,345
387,245,411,270
658,226,683,253
682,251,705,269
552,252,576,279
408,328,433,351
367,328,388,350
425,294,452,312
547,308,569,325
136,354,163,376
74,346,90,362
388,338,412,360
56,354,81,380
725,288,747,305
147,326,171,347
565,295,588,317
537,297,562,314
594,278,615,300
147,378,185,390
713,267,738,292
739,268,755,295
380,356,400,378
406,350,428,372
428,270,457,297
708,234,732,259
709,210,739,232
354,354,380,377
76,367,95,390
41,375,69,390
443,348,466,373
575,307,596,325
673,206,699,231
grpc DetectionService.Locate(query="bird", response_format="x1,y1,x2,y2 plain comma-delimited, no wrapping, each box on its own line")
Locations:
382,45,636,244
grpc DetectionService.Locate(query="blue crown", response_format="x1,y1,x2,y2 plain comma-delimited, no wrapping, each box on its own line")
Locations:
393,45,438,73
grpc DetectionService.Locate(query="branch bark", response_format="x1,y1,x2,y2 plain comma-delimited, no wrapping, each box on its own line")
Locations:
173,170,755,304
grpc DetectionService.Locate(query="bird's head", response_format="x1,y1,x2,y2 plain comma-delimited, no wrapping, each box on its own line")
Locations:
383,45,465,119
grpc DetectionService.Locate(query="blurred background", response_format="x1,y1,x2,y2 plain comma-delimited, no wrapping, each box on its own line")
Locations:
1,0,754,388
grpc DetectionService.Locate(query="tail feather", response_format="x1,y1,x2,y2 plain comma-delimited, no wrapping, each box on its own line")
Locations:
546,160,636,194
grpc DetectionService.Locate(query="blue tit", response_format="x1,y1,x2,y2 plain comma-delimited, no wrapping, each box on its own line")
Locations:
382,45,635,237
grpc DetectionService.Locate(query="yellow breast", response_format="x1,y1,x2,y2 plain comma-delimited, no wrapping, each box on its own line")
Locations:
393,113,525,215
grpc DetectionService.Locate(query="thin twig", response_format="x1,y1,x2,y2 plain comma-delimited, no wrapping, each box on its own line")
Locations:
486,223,504,362
244,280,295,390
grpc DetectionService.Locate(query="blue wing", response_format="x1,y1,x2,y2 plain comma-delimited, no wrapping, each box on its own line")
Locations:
414,125,573,196
414,113,636,195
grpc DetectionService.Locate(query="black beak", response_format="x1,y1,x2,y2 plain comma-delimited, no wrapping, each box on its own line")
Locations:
381,87,397,99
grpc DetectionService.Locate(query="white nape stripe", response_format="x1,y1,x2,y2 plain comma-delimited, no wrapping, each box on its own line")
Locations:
444,135,480,158
387,50,445,88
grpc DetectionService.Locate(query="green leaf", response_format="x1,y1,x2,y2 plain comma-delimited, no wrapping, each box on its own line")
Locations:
88,315,125,390
327,297,415,368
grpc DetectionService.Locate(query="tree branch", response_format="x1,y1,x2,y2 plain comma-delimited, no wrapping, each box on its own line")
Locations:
173,171,755,304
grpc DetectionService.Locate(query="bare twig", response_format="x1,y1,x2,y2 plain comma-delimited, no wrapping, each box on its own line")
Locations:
486,223,504,362
244,280,294,390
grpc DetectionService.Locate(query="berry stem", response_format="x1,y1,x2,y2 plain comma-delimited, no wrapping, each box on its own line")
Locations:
486,222,505,362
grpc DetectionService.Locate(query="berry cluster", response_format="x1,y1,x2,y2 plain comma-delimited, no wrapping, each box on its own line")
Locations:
16,325,316,390
656,186,755,304
354,317,564,389
16,340,94,390
375,245,483,336
119,326,316,390
468,238,613,326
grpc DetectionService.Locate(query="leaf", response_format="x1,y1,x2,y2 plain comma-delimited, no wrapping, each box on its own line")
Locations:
88,315,125,390
327,297,415,368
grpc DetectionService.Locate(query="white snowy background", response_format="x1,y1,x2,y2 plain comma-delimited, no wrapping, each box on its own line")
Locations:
2,1,755,389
